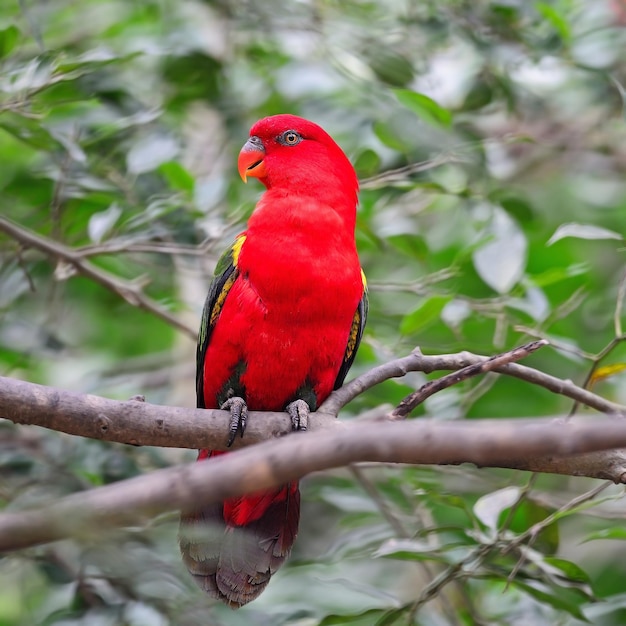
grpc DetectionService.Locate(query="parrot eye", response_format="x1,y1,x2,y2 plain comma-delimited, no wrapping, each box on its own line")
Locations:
278,130,302,146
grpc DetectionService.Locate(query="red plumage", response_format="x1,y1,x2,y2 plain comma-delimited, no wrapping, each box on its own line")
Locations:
179,114,366,607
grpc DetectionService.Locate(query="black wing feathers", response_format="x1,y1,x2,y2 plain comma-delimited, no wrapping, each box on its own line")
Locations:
195,240,242,408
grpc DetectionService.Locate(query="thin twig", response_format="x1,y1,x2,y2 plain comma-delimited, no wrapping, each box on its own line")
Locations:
503,481,612,586
568,334,626,418
74,237,218,258
350,466,470,625
367,268,459,294
390,340,548,419
615,268,626,338
50,134,76,240
499,474,538,591
358,134,528,190
500,475,538,539
513,326,595,360
503,480,613,556
359,153,463,189
408,543,493,619
350,465,409,536
0,217,196,339
321,345,626,417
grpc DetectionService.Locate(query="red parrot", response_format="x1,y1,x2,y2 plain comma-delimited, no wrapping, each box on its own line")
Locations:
179,114,367,607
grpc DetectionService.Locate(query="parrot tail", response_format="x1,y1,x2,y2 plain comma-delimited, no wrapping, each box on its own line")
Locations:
179,451,300,608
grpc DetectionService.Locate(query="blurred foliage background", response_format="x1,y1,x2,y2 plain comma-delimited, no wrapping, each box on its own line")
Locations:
1,0,626,624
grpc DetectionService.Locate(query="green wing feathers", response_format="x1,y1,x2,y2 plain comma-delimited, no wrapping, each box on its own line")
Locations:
196,235,245,407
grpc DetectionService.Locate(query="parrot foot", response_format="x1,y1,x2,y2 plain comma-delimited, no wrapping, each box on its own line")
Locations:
221,396,248,447
286,399,309,432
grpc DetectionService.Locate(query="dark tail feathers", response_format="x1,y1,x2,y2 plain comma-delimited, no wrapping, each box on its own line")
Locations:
179,485,300,608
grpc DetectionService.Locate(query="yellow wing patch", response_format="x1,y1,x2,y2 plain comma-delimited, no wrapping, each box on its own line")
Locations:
210,235,246,324
200,235,247,343
209,271,238,326
344,308,361,363
232,234,246,267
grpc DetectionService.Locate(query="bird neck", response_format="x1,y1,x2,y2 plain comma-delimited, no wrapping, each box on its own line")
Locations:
253,186,357,235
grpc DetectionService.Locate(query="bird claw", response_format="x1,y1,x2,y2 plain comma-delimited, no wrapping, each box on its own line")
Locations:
286,399,309,432
221,396,248,447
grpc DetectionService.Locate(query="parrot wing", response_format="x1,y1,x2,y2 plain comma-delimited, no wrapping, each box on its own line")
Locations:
196,234,246,408
333,270,368,390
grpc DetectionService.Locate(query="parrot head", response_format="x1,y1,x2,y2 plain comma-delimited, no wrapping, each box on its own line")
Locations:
237,114,358,206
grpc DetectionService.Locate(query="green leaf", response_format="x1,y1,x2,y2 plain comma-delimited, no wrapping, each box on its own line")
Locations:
375,607,410,626
158,161,195,192
507,500,560,554
462,78,494,111
49,127,87,163
583,527,626,542
495,194,535,223
536,2,571,43
0,25,19,59
543,557,592,586
318,486,379,513
473,207,527,293
510,580,589,621
0,449,34,473
368,49,414,87
473,486,520,531
54,48,141,73
549,495,617,524
373,538,445,561
126,134,179,174
400,295,451,334
373,120,409,152
387,233,428,259
318,609,393,626
393,89,452,128
0,114,61,151
531,262,589,287
87,205,123,243
354,149,381,178
548,223,623,245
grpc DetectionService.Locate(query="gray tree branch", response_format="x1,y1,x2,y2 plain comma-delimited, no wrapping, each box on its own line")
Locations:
2,342,626,551
2,341,625,452
2,416,626,551
318,347,626,416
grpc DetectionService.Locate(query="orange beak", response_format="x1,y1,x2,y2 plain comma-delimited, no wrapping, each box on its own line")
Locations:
237,136,267,183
